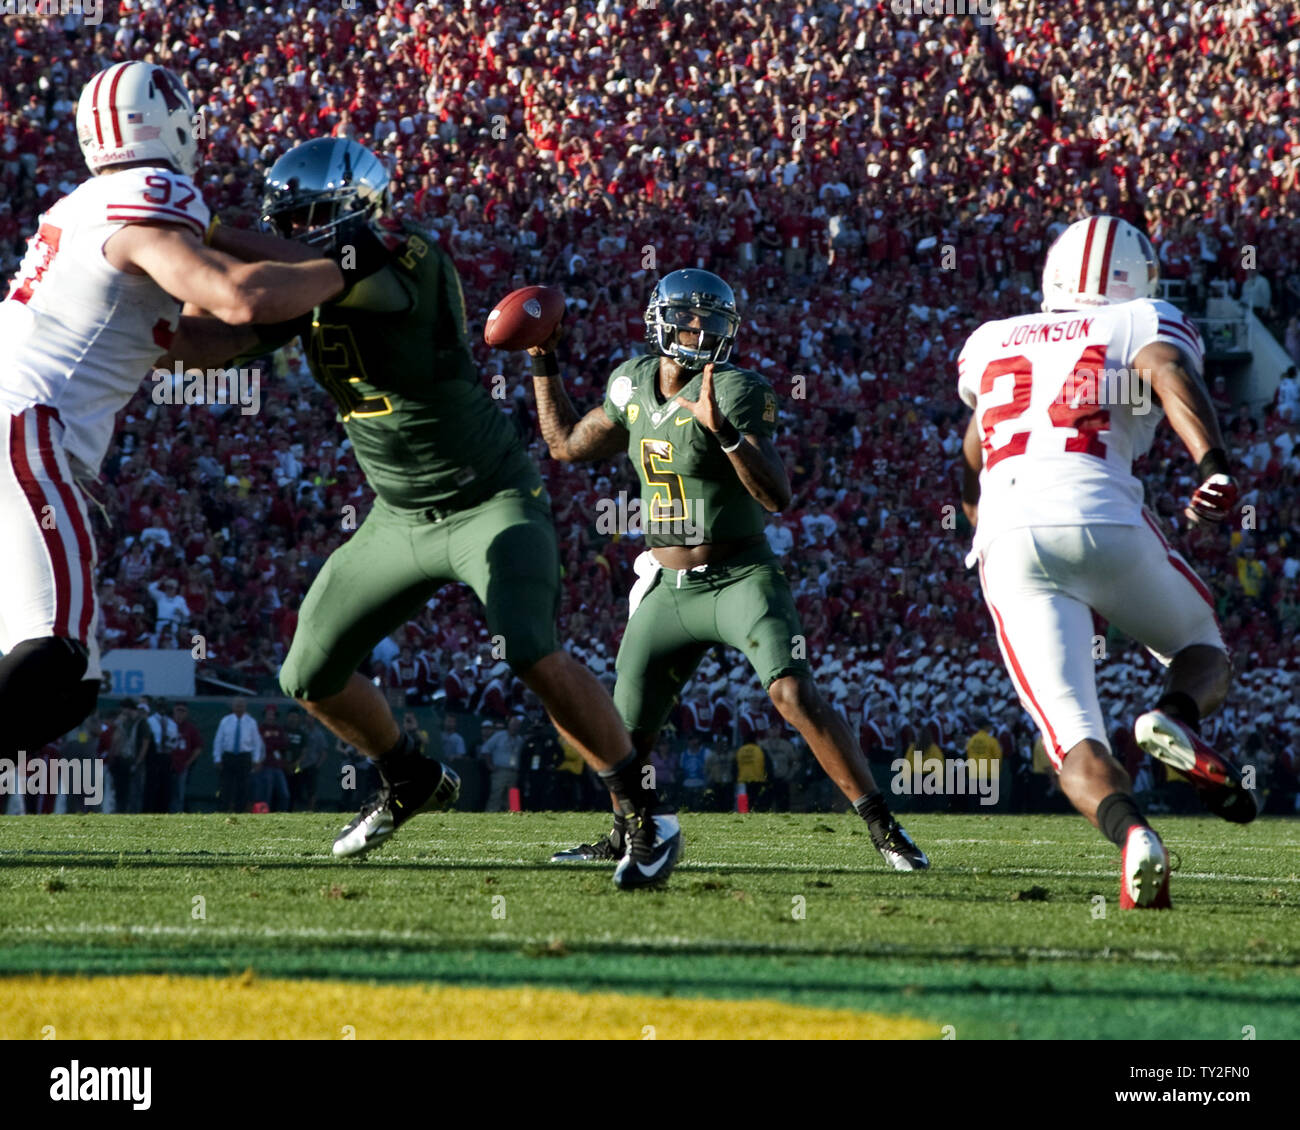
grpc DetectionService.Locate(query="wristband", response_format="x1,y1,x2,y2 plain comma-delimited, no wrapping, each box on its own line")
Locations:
713,421,742,452
530,351,560,378
1197,447,1230,481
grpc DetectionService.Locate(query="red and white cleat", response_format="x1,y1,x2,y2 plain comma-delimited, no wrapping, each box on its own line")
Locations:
1134,710,1258,824
1120,826,1171,910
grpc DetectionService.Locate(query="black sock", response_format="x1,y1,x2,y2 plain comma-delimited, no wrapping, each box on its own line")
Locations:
375,732,423,781
1155,691,1201,734
598,751,659,815
853,790,890,834
1096,792,1149,849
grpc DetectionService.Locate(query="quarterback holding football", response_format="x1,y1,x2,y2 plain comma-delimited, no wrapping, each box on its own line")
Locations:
529,268,929,878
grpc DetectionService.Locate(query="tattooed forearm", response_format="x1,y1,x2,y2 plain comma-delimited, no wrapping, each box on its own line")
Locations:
532,375,628,462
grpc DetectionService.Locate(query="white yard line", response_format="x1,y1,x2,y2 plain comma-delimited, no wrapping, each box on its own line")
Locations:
666,859,1300,882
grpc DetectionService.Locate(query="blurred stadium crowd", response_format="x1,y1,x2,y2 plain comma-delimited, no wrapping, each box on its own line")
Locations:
2,0,1299,809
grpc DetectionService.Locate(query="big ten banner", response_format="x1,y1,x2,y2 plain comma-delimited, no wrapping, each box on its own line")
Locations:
101,650,196,696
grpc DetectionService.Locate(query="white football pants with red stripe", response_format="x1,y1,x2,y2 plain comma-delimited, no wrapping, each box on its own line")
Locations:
977,515,1223,769
0,407,102,679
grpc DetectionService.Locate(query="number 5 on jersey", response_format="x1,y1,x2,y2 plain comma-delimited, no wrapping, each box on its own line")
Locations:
640,439,687,520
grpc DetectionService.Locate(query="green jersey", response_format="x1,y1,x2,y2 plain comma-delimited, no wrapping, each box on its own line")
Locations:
300,223,535,512
602,354,779,547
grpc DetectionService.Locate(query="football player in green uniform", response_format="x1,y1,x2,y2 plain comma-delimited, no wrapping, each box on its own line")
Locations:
167,139,677,886
530,269,929,872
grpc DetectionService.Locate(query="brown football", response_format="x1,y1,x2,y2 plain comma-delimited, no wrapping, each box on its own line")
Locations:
483,285,566,350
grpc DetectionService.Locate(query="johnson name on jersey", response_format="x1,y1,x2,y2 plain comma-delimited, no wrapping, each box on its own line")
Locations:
957,298,1204,556
0,166,210,474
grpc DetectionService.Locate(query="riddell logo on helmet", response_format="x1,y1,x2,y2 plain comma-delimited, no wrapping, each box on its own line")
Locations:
0,0,103,24
90,148,140,165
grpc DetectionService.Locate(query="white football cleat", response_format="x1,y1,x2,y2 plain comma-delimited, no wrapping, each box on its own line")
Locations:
1120,826,1171,910
1135,710,1257,824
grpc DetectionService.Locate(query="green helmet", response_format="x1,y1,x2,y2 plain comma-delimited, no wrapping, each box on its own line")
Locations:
261,138,390,250
644,269,741,370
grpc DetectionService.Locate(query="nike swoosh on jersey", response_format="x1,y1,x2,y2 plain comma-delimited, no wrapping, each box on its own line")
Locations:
674,415,694,426
530,485,544,497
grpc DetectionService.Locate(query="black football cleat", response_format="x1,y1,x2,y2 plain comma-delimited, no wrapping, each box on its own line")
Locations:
613,810,683,890
871,817,930,871
550,814,627,863
333,758,460,859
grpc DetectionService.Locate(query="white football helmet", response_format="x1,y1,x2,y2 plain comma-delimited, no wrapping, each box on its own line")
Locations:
76,62,200,177
1041,215,1159,312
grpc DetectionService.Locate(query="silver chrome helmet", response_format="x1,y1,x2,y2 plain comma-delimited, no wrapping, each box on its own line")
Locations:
644,268,741,369
261,138,390,250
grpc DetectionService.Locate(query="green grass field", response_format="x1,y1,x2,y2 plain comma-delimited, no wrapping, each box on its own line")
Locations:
1,812,1297,1039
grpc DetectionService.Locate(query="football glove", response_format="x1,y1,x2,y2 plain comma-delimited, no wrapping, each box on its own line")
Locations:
308,212,397,292
1186,473,1238,524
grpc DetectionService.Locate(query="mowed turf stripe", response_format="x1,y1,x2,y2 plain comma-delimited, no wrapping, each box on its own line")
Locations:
3,946,1298,1039
5,923,1299,966
3,974,935,1040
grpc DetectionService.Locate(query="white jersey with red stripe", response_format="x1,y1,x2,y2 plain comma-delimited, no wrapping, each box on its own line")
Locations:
958,297,1203,559
0,165,209,474
0,406,102,668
